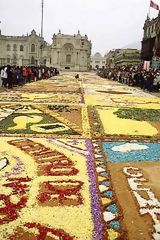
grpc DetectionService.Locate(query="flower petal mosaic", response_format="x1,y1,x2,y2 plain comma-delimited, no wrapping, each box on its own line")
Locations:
0,72,160,240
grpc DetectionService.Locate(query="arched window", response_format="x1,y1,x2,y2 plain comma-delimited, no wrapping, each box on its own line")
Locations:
63,43,74,52
13,55,17,65
66,54,71,63
44,59,47,65
13,44,17,51
20,45,24,51
31,56,35,65
7,44,11,51
31,44,35,52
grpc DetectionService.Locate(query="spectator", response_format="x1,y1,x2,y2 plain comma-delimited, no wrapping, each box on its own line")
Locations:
0,65,59,89
97,64,160,92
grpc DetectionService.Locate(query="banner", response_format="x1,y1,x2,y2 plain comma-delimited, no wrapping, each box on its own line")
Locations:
143,61,150,71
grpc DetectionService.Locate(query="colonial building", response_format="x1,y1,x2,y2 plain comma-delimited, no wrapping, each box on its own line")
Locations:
141,12,160,68
114,49,141,66
0,29,92,71
51,30,91,71
90,52,106,69
105,49,120,68
105,49,141,67
0,30,50,66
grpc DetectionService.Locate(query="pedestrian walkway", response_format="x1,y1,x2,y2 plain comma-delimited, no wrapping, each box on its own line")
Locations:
0,72,160,240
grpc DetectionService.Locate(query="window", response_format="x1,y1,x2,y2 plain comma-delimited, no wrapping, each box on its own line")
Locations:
95,65,99,69
66,54,71,63
13,55,17,65
7,58,10,64
13,44,17,51
31,56,35,65
7,44,11,51
63,43,74,52
31,44,35,52
20,45,24,51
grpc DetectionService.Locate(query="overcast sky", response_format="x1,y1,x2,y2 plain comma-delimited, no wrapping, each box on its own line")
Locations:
0,0,159,55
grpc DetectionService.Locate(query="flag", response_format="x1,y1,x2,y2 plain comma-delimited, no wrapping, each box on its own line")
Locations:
150,0,159,10
143,61,150,72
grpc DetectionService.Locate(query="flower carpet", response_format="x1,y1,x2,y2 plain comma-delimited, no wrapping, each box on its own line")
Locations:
0,72,160,240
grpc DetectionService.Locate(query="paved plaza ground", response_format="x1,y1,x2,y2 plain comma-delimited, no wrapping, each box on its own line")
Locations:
0,72,160,240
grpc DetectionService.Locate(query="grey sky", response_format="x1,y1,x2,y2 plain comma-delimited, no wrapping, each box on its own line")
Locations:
0,0,159,55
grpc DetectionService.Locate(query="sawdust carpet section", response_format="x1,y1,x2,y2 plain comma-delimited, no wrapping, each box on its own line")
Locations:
0,72,160,240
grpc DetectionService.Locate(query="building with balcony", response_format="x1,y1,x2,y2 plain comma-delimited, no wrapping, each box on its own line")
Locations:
114,48,141,66
141,12,160,68
105,49,141,67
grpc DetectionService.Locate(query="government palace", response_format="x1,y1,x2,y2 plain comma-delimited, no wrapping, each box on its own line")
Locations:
0,29,92,71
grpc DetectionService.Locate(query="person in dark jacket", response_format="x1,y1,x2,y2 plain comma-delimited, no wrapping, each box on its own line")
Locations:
6,65,13,89
146,73,154,92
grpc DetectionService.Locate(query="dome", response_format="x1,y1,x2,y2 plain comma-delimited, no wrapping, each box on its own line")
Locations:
94,52,102,58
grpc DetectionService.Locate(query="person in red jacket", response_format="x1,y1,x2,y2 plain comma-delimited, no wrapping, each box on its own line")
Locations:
27,67,32,83
22,66,28,84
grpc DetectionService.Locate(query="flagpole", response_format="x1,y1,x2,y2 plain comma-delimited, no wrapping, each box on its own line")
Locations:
148,0,151,18
41,0,44,38
40,0,44,66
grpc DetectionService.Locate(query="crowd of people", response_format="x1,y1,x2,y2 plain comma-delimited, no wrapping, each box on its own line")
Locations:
98,65,160,92
0,66,59,89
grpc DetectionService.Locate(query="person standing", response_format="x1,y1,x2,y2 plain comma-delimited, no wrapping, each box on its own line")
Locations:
2,66,8,88
6,66,13,89
153,73,160,92
0,67,4,87
27,67,32,83
139,71,145,89
146,72,154,92
22,66,28,84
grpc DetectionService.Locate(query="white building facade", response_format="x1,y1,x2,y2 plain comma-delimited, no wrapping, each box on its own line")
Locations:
51,30,92,71
0,30,50,66
0,29,92,71
91,52,106,69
